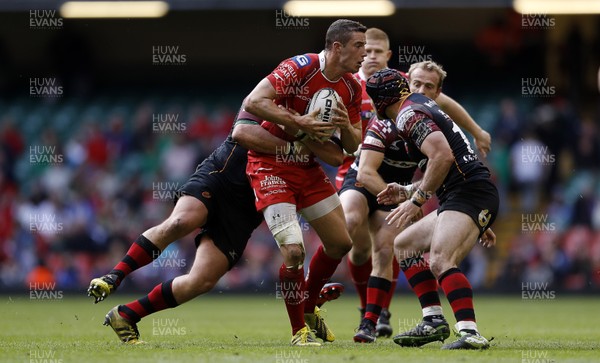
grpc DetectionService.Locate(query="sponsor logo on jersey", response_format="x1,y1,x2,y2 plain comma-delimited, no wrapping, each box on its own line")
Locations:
424,100,437,108
389,140,402,151
412,121,432,147
292,54,311,68
363,135,385,149
396,109,415,132
202,191,212,199
382,159,417,169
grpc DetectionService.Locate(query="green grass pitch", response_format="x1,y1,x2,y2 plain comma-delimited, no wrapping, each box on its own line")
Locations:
1,293,598,362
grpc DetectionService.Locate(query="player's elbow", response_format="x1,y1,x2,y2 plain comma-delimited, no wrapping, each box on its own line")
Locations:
242,95,260,115
431,150,454,169
356,168,374,185
328,151,344,167
231,124,252,146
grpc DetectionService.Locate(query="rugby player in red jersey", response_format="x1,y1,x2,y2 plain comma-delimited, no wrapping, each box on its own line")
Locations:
369,68,498,350
242,19,365,346
88,104,340,345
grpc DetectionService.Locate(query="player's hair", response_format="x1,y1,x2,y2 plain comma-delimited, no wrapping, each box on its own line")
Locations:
407,61,447,88
325,19,367,50
366,28,389,49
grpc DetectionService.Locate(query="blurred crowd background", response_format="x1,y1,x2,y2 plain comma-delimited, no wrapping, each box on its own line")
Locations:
1,6,600,295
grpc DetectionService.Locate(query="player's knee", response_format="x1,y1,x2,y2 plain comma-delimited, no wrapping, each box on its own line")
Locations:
345,212,362,236
325,237,352,259
281,244,305,267
428,254,450,278
349,244,370,264
160,214,196,238
373,242,393,261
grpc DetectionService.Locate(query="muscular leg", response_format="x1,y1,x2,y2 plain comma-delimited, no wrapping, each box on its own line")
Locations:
359,210,397,330
89,196,209,303
263,203,307,336
340,190,372,310
395,210,444,318
171,235,229,304
429,211,479,277
309,204,352,259
304,204,352,313
143,195,208,250
429,210,480,333
369,210,397,280
342,190,372,265
119,234,229,323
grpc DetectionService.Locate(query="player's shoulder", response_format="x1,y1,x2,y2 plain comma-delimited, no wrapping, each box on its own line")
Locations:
284,53,319,70
367,116,395,134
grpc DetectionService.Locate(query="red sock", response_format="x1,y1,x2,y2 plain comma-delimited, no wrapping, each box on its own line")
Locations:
438,268,475,322
279,264,306,335
381,257,400,309
119,279,178,322
111,235,162,285
364,276,391,324
347,256,372,309
304,246,342,313
401,256,441,309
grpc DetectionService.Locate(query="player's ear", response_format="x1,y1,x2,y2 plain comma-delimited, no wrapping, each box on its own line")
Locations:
332,41,343,53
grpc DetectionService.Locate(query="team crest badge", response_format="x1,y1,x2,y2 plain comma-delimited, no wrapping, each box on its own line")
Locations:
478,209,491,228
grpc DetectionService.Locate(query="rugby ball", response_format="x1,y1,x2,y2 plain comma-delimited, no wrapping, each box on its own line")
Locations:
306,88,341,140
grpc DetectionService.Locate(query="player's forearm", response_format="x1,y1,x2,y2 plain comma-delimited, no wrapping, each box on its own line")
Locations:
243,97,299,130
302,138,344,166
357,167,387,196
232,123,289,155
416,154,452,199
339,125,361,154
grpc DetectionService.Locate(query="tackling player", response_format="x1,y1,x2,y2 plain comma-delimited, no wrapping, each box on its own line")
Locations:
339,27,493,339
368,68,498,350
87,106,339,344
242,19,365,346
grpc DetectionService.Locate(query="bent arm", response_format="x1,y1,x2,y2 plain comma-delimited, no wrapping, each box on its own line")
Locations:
232,122,289,155
356,149,386,196
416,131,454,197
